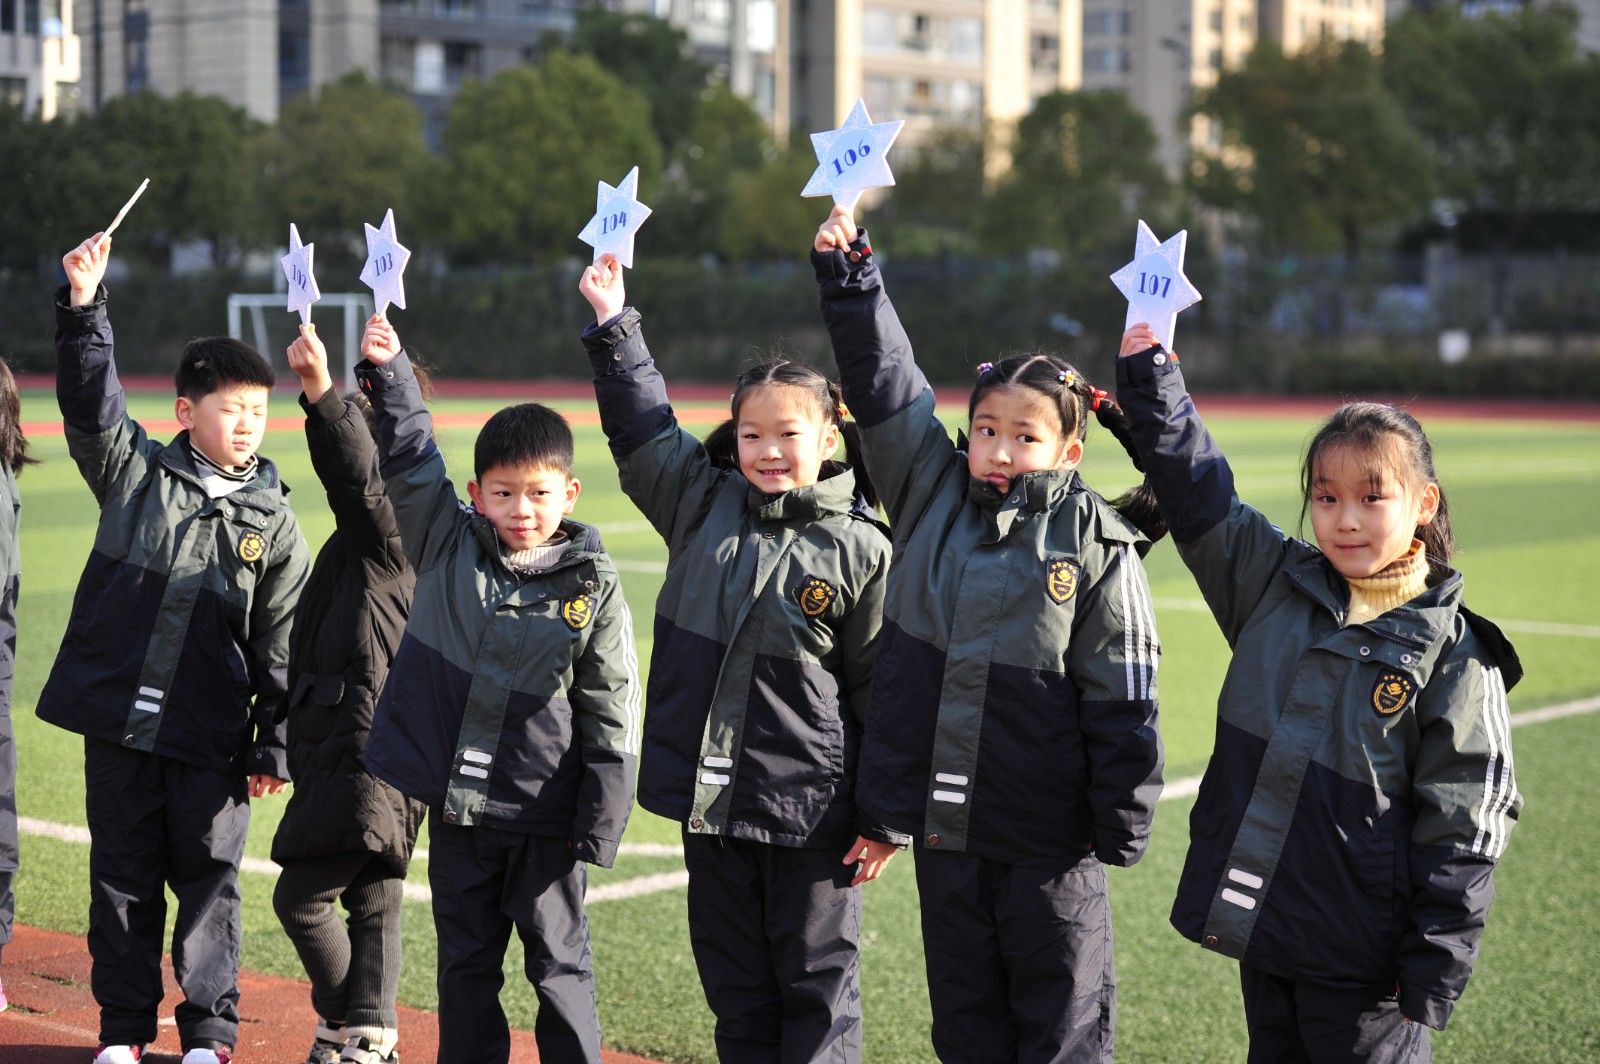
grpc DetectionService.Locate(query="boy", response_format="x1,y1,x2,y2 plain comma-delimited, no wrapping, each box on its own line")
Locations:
41,232,310,1064
353,314,639,1064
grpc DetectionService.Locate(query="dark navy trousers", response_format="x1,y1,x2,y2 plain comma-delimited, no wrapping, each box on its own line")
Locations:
682,833,863,1064
915,846,1115,1064
84,738,249,1049
1240,965,1432,1064
427,811,601,1064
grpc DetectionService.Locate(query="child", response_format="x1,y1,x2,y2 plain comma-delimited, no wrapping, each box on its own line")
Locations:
1114,322,1522,1061
271,324,427,1064
41,232,310,1064
352,314,639,1064
813,208,1165,1061
578,254,896,1062
0,356,36,1014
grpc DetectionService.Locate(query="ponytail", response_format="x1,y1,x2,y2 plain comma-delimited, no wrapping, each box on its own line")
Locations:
0,358,37,476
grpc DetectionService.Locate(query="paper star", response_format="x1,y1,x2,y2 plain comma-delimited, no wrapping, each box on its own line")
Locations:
360,208,412,317
578,167,653,269
1109,220,1203,348
280,223,320,325
801,99,905,210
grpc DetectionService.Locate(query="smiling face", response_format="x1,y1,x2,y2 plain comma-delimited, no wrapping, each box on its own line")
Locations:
735,384,840,495
176,383,270,469
467,463,580,552
1308,442,1439,579
966,385,1083,491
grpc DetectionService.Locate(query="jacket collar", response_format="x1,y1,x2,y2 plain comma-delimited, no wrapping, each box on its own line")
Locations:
1287,551,1464,651
744,464,860,523
468,514,605,578
157,431,286,512
966,467,1081,513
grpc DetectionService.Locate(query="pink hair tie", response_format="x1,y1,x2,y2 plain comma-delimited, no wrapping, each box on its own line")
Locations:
976,361,994,376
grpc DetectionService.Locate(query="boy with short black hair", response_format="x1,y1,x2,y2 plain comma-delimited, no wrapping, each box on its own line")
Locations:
41,232,311,1064
352,314,639,1064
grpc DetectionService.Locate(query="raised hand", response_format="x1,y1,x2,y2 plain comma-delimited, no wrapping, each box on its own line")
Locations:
286,322,334,402
361,314,402,366
578,253,626,326
64,232,112,307
814,205,858,254
1119,323,1162,359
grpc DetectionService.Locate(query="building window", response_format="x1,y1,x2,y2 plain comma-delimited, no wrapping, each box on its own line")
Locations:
0,78,25,109
1084,46,1129,74
862,73,982,123
414,39,445,94
55,79,80,115
747,0,776,52
1031,33,1059,75
23,0,38,34
862,7,981,62
443,41,480,88
1084,9,1130,37
0,0,15,33
692,0,729,25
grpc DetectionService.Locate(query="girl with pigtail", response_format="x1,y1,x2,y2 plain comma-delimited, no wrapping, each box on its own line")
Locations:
577,254,894,1062
812,206,1165,1062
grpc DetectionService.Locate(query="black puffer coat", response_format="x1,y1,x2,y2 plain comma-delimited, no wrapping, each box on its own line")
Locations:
271,389,424,872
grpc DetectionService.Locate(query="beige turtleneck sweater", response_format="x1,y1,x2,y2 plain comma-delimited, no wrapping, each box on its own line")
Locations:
1344,539,1429,627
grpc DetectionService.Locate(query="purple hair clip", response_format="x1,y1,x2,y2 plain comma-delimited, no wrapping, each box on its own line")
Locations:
976,361,994,376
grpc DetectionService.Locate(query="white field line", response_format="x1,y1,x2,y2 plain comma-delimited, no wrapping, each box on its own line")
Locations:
1153,597,1600,639
17,694,1600,906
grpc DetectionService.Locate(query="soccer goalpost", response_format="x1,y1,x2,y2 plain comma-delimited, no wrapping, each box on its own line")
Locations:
226,292,374,393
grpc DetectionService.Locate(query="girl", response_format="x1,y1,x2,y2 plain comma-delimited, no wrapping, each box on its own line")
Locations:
812,208,1165,1062
273,323,426,1064
1114,321,1521,1061
0,356,35,1014
578,253,896,1063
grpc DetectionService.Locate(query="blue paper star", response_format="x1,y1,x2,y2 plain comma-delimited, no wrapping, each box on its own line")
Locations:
578,167,654,269
802,99,905,210
280,223,320,325
1109,220,1203,348
359,208,412,317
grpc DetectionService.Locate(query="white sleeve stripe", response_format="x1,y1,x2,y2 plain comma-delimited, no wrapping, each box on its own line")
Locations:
1471,665,1518,858
616,599,643,756
1486,668,1519,859
1470,666,1500,855
1130,555,1158,700
1119,546,1136,700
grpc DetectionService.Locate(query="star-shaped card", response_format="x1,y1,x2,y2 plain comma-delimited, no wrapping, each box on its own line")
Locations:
578,167,653,269
280,223,320,325
1109,220,1203,348
359,208,412,317
802,99,905,210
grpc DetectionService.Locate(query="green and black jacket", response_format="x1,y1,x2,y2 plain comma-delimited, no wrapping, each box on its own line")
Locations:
39,286,310,777
584,308,895,849
355,352,639,867
814,239,1164,870
1116,344,1522,1029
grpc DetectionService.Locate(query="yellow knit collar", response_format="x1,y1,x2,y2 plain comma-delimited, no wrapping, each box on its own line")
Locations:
1345,540,1428,627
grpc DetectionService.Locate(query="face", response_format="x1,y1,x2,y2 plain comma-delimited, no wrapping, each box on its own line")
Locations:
467,463,580,552
735,385,840,495
176,383,270,469
967,386,1083,491
1308,444,1440,579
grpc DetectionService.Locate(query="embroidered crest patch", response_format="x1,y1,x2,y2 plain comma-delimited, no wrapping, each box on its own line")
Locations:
1371,672,1415,717
561,593,594,631
797,576,837,618
1046,559,1081,604
238,531,267,563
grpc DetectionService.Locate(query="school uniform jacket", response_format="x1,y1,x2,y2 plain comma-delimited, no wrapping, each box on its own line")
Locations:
584,308,895,849
0,460,18,720
271,389,425,873
1115,345,1523,1030
814,239,1164,870
39,286,309,778
355,352,639,868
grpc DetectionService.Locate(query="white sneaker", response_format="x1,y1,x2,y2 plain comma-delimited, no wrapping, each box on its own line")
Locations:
180,1048,233,1064
341,1027,400,1064
306,1020,346,1064
93,1047,144,1064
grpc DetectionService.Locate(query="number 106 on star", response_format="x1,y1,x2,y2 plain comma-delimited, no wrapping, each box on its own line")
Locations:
831,141,873,176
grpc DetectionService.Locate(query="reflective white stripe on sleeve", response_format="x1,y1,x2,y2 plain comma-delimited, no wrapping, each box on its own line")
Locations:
133,700,160,713
1227,868,1264,890
703,756,734,769
462,750,493,765
934,773,969,786
1220,888,1257,910
459,766,489,779
931,790,966,804
700,772,731,786
138,686,165,700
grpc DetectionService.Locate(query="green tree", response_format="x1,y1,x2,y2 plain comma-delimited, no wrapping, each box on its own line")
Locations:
652,82,778,257
433,53,662,264
260,72,433,274
0,106,86,272
871,123,988,256
984,91,1168,259
1190,39,1431,261
723,145,823,261
568,8,710,156
86,91,269,267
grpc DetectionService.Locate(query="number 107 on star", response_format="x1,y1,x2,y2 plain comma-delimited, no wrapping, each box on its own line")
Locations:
1137,272,1172,299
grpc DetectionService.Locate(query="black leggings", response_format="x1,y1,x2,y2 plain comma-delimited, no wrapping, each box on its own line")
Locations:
273,853,405,1029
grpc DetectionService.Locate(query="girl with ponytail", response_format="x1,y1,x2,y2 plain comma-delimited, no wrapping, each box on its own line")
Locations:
578,254,893,1062
812,207,1164,1063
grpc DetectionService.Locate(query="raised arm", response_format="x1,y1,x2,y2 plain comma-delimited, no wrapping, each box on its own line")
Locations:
566,576,641,868
578,255,720,552
288,324,408,581
352,316,461,574
812,208,957,531
1114,327,1295,645
55,233,154,503
1068,536,1164,866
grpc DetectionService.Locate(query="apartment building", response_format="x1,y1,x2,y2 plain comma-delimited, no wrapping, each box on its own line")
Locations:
1,0,83,118
1262,0,1386,49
